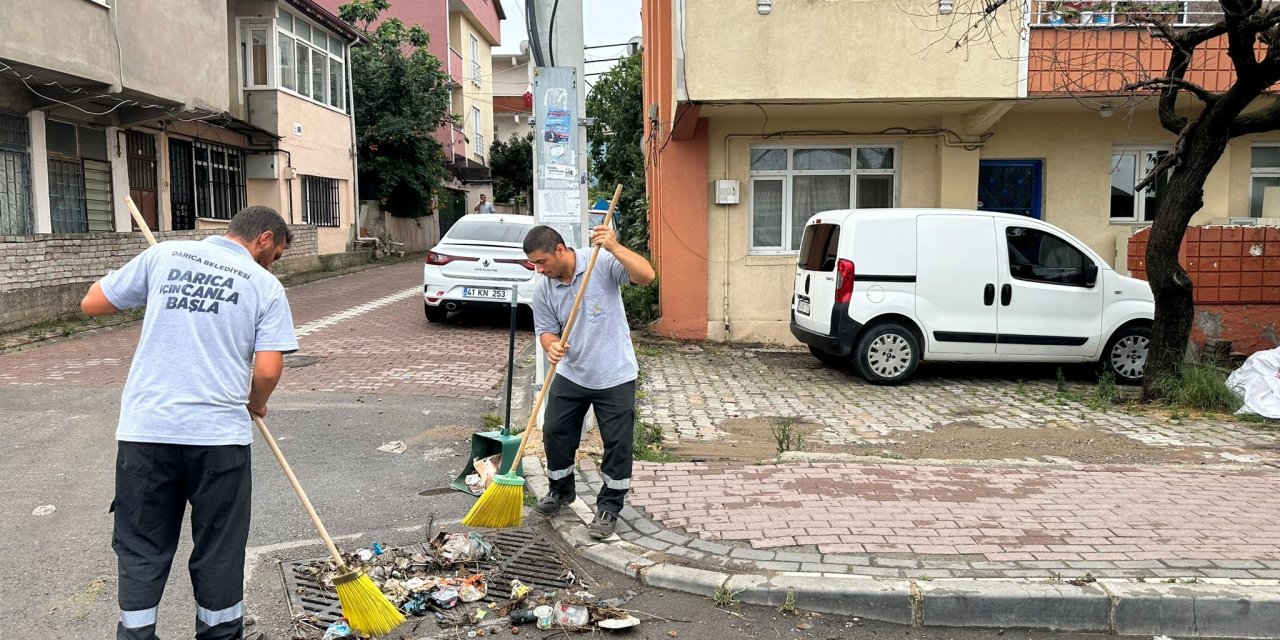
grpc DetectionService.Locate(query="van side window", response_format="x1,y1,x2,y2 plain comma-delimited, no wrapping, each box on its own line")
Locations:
798,224,840,272
1005,227,1093,287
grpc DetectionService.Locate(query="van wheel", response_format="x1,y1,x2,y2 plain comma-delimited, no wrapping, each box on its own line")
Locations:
424,303,448,323
854,322,920,385
808,345,849,369
1102,325,1150,384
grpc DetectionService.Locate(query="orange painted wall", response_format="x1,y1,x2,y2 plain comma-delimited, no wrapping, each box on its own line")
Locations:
1028,30,1237,94
1128,226,1280,353
643,0,709,339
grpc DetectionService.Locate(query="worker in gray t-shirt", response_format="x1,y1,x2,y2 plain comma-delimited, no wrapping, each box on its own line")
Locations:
81,206,298,640
524,224,656,539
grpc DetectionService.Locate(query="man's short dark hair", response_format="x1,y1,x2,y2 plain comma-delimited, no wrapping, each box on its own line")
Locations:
523,225,566,255
227,206,292,246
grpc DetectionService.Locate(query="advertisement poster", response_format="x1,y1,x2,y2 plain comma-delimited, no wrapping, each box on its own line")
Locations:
533,67,585,246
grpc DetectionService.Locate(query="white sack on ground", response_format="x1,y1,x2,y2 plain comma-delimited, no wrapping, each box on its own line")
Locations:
1226,346,1280,419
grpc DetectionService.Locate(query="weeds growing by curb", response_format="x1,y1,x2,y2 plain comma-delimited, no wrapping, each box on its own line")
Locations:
711,585,743,608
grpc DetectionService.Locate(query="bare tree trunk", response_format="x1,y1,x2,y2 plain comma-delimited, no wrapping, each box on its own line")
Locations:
1140,133,1224,401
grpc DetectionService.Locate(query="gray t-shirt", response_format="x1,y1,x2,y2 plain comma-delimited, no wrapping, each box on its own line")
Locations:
101,236,299,446
533,248,637,390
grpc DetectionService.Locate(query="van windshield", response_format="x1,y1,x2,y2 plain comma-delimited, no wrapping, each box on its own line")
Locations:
798,223,840,272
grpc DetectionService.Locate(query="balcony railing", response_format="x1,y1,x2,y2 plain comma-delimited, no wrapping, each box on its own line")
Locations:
1030,0,1224,27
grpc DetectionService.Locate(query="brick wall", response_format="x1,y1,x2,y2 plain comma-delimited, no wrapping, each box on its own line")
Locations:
0,227,320,332
1128,226,1280,354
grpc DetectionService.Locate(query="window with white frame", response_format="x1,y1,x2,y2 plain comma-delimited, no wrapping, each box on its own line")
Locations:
470,34,482,88
238,8,347,112
1249,144,1280,217
749,146,897,252
472,106,484,160
1109,146,1171,222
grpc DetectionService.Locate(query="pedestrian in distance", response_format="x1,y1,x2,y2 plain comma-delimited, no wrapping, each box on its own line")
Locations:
474,193,497,213
522,223,656,538
80,206,299,640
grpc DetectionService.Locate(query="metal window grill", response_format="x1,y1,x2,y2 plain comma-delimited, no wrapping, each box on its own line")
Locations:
302,175,339,227
48,158,87,233
0,113,32,235
192,141,246,220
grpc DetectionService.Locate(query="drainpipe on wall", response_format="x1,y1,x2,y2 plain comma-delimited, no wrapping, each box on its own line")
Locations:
346,40,362,248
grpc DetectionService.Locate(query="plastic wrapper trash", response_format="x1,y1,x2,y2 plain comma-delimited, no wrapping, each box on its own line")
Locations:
555,602,589,627
322,619,353,640
431,586,460,609
459,580,487,603
437,532,495,562
1227,346,1280,418
509,579,530,601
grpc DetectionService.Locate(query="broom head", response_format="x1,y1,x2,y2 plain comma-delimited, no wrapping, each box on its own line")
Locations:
461,472,525,529
334,566,405,636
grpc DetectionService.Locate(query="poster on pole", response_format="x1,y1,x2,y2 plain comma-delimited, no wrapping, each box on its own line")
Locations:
533,67,586,247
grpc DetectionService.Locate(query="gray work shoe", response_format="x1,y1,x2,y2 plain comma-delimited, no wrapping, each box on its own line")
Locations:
588,511,618,539
534,493,574,517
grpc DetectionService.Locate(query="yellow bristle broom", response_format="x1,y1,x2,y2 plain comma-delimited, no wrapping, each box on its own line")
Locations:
463,184,624,529
125,196,404,636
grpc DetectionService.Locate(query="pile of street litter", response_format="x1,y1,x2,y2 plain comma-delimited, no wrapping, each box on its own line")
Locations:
293,532,640,639
1228,346,1280,419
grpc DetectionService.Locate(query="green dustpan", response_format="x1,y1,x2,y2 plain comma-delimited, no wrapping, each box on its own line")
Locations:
452,287,525,495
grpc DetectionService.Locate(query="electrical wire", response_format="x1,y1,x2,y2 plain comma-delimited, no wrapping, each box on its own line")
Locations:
548,0,561,67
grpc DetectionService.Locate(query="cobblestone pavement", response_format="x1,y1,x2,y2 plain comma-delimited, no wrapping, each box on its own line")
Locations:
0,261,530,399
614,341,1280,581
638,343,1279,459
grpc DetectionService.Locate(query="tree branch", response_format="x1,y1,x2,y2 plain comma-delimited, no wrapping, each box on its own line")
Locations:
1229,97,1280,136
1124,77,1217,104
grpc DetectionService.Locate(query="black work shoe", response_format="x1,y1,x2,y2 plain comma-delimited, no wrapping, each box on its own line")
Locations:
588,510,618,539
534,493,574,517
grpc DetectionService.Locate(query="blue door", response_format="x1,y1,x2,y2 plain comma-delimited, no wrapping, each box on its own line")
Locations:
978,160,1043,219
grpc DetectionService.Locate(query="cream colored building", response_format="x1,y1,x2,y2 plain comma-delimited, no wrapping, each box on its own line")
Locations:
0,0,362,255
643,0,1279,344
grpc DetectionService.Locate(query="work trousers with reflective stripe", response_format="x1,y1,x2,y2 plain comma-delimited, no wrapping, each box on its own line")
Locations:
543,376,635,515
112,441,252,640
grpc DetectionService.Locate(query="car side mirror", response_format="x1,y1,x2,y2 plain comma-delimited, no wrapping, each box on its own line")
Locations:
1084,263,1099,287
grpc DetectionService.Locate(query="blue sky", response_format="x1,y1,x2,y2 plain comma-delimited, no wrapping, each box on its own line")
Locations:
496,0,642,79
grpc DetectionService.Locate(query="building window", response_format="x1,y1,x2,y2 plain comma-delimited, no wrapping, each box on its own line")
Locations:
1110,146,1170,222
0,113,32,235
470,34,482,88
1249,144,1280,217
748,145,897,252
302,175,340,227
472,106,484,160
258,7,347,112
188,141,246,220
46,120,113,233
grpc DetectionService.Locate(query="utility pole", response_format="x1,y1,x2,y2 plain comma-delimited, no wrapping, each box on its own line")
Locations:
527,0,589,412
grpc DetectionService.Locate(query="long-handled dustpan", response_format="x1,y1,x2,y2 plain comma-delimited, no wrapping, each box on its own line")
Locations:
451,286,523,494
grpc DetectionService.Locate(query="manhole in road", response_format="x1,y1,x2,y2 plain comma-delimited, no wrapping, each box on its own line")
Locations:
284,355,323,369
280,527,574,633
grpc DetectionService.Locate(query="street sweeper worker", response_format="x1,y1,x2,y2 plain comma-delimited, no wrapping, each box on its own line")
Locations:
523,223,656,538
80,206,298,640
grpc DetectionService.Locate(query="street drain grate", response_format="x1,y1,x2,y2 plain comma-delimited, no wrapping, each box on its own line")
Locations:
281,527,572,631
284,354,323,369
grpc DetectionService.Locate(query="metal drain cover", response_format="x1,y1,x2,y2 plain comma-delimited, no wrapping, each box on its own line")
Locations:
284,355,322,369
281,527,572,632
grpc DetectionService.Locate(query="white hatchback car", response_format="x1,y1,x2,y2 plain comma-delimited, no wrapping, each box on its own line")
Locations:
423,214,537,322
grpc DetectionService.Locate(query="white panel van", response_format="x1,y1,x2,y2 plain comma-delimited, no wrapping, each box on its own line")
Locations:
791,209,1155,385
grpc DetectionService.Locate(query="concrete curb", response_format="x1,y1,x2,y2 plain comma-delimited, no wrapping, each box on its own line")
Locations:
524,457,1280,638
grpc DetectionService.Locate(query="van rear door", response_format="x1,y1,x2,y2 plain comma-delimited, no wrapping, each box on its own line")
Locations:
916,214,999,355
794,221,842,336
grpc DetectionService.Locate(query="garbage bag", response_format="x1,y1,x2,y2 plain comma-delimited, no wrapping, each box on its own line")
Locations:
1227,346,1280,419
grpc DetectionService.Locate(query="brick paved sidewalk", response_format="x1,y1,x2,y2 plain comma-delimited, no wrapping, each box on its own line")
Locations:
638,342,1280,465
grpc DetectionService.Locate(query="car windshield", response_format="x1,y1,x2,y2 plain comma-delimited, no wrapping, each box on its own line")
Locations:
446,220,531,244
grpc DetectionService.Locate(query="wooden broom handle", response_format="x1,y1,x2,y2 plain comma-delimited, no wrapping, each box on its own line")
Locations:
511,184,624,462
253,415,347,566
124,196,158,247
127,196,349,569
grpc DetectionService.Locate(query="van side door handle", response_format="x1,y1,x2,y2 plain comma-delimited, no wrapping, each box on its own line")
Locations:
983,283,995,306
1001,283,1012,306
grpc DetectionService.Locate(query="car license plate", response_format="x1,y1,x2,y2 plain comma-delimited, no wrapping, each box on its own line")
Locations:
463,287,509,300
796,295,810,316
